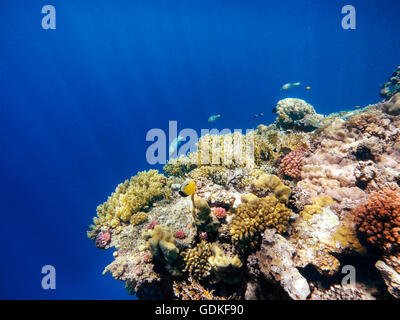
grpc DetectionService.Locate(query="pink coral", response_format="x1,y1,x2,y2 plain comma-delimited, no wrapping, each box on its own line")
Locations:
146,220,159,230
95,229,111,249
214,207,227,219
174,230,186,239
279,148,305,180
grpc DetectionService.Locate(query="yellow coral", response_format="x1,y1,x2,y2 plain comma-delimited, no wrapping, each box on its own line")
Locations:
230,194,292,249
300,195,334,220
182,241,213,280
88,170,170,237
142,225,179,264
208,244,242,283
253,174,291,203
129,211,148,226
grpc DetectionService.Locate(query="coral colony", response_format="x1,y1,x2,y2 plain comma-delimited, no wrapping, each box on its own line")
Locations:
88,67,400,300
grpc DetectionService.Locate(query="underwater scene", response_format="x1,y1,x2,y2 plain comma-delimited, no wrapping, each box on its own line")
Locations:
1,1,400,301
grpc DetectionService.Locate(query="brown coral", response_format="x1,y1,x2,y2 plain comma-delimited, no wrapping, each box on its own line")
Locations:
278,148,305,180
355,188,400,253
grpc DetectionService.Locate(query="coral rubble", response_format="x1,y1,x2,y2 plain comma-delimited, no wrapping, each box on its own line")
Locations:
88,89,400,300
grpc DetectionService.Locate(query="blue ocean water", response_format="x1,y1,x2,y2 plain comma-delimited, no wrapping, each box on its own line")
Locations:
0,0,399,299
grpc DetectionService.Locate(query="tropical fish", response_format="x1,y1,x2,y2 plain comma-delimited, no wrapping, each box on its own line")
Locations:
306,86,311,90
208,114,221,123
179,180,196,197
355,106,361,109
281,82,301,91
169,135,184,156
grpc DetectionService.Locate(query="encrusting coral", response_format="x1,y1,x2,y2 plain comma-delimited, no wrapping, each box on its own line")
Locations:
252,174,291,203
355,188,400,253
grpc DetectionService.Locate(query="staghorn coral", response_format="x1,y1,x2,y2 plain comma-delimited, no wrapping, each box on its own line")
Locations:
88,170,170,238
355,188,400,253
252,174,291,203
230,193,292,249
278,148,305,181
142,225,179,264
181,241,213,280
274,98,323,132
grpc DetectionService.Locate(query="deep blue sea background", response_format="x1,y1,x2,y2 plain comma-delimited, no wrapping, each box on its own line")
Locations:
0,0,399,299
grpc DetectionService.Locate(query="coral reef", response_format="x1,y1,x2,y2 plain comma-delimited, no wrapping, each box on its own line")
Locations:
89,90,400,300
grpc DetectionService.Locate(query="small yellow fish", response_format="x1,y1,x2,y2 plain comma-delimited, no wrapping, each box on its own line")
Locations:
179,180,196,197
355,106,360,109
306,86,311,90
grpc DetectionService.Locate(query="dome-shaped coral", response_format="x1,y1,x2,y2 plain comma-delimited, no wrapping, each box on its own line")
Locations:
278,148,305,181
355,188,400,253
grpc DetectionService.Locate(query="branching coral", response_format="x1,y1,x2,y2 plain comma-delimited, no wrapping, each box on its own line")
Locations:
278,148,305,180
230,193,292,249
355,188,400,253
142,225,179,264
253,174,291,203
181,241,213,280
88,170,171,238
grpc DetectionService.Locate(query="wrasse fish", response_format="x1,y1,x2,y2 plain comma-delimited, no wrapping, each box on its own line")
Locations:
169,135,184,156
208,114,221,123
281,82,301,91
306,86,311,90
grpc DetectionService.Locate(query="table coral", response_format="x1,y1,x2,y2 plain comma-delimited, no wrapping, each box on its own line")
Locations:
355,188,400,253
